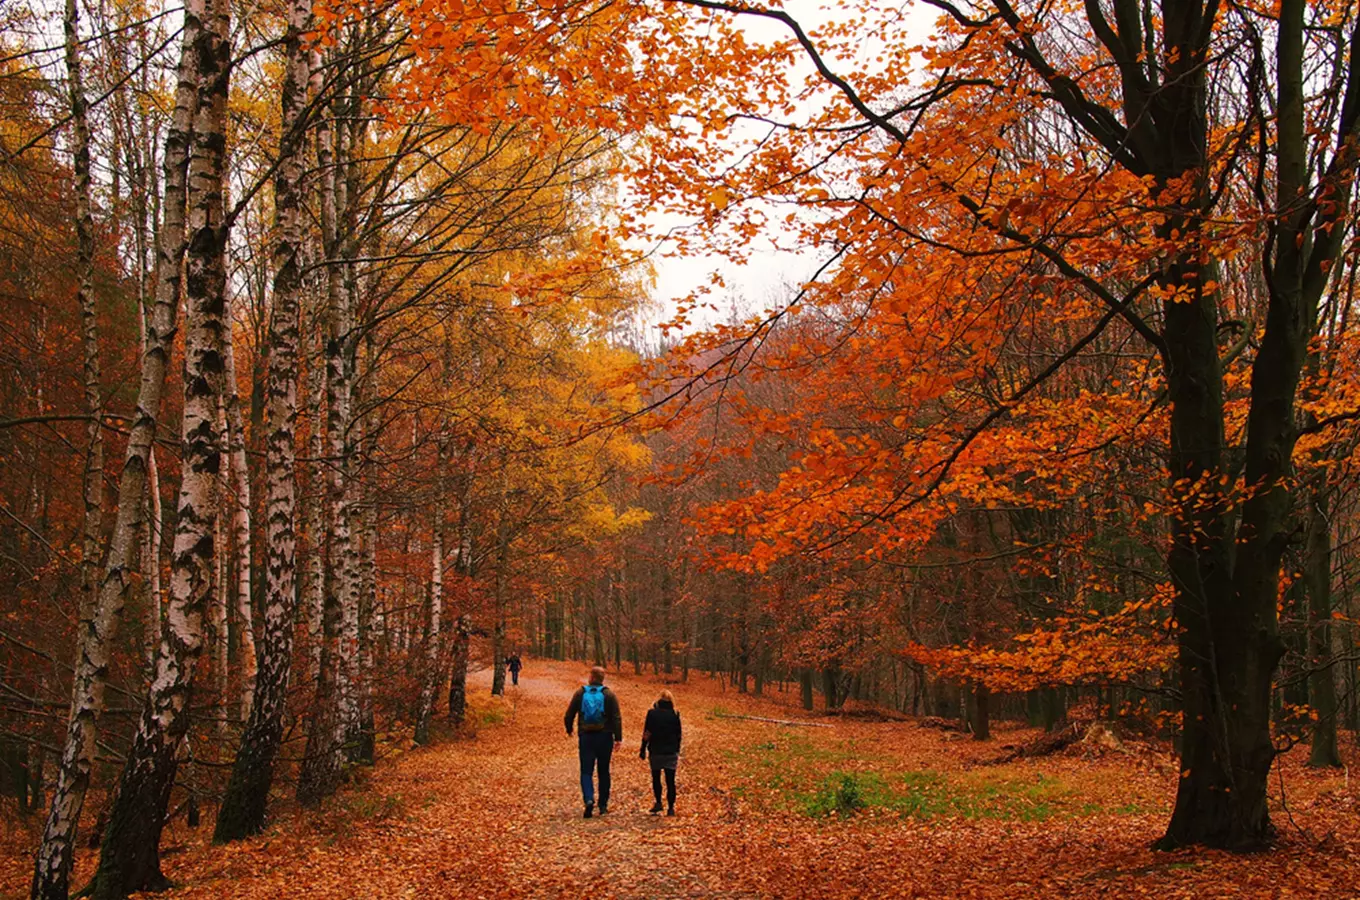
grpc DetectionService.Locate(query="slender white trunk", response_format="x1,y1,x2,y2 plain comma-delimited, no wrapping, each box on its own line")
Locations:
31,0,199,891
214,1,310,836
67,0,104,625
299,75,352,802
223,325,256,719
414,467,444,745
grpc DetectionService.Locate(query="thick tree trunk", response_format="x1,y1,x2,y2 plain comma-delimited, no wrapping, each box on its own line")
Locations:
88,0,232,888
30,2,198,894
213,5,311,840
967,684,990,741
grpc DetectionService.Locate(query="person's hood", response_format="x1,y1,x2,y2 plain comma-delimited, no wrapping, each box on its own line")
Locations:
655,699,674,710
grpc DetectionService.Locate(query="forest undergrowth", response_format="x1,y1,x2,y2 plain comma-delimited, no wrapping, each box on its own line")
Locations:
3,660,1355,899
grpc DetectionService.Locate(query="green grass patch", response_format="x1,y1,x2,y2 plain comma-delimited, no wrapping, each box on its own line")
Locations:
723,735,1115,823
476,703,508,728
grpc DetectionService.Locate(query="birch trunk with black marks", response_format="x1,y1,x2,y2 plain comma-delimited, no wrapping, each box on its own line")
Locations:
414,472,444,746
30,0,199,892
214,0,310,839
87,0,232,887
356,485,377,764
303,284,327,687
67,0,104,625
298,79,353,803
222,322,255,720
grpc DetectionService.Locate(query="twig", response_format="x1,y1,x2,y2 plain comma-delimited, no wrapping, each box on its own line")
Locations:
711,713,832,728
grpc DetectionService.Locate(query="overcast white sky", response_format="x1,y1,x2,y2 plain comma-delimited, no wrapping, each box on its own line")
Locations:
626,0,938,340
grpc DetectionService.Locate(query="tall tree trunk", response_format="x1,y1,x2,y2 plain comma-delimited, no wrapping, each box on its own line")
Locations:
1158,0,1357,846
414,482,444,746
302,294,327,686
88,0,232,887
222,322,256,720
30,0,199,892
447,615,471,726
211,393,230,732
1305,486,1342,767
356,486,377,764
67,0,104,625
141,446,162,675
298,76,352,804
214,4,310,839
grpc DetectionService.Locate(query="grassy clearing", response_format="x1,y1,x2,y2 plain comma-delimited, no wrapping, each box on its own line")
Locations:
723,733,1145,822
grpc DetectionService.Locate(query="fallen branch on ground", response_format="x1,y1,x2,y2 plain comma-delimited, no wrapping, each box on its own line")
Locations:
711,713,832,728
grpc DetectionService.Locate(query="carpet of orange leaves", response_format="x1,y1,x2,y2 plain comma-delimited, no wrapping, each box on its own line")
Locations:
2,661,1358,898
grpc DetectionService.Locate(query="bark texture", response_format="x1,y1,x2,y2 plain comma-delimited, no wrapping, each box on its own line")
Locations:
88,0,232,889
214,1,311,839
31,2,199,893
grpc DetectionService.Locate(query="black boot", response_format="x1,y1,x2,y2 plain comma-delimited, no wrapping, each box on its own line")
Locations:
650,800,663,814
666,805,675,816
584,803,593,819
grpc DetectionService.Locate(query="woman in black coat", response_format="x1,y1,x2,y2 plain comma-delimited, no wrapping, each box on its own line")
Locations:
639,690,682,815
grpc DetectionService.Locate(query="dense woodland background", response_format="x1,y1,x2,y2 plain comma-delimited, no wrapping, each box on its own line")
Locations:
2,0,1360,895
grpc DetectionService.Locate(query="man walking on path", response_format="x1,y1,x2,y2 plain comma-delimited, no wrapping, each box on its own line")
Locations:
564,666,622,818
506,652,522,686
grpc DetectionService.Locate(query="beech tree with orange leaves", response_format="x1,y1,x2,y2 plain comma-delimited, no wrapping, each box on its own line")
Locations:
5,0,1360,895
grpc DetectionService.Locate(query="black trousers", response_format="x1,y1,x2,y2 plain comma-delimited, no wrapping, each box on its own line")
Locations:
651,767,676,806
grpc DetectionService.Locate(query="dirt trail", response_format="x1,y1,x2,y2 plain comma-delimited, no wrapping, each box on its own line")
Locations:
3,658,1356,898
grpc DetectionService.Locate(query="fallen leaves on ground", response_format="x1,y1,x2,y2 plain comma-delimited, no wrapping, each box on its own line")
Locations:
3,661,1357,898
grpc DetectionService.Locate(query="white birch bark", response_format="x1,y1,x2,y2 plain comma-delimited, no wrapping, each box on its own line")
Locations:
87,0,232,887
214,0,310,836
67,0,104,625
222,324,256,719
31,0,199,892
414,461,445,746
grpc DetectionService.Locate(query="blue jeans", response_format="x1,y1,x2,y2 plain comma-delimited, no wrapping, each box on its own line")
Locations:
510,669,519,685
578,731,613,806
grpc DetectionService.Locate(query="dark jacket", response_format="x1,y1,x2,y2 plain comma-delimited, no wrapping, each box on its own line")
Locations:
564,685,622,741
640,701,682,757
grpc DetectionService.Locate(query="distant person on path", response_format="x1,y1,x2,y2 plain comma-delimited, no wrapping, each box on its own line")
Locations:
640,689,682,816
506,652,522,685
564,665,622,818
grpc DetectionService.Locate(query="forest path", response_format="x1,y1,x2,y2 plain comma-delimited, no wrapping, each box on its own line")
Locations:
10,658,1356,898
492,664,740,897
132,660,758,899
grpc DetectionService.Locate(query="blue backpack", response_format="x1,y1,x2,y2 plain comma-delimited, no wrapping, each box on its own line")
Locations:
581,685,606,730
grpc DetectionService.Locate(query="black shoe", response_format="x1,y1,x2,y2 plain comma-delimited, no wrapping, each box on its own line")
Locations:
598,803,608,815
650,802,663,815
666,807,675,817
584,804,593,819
